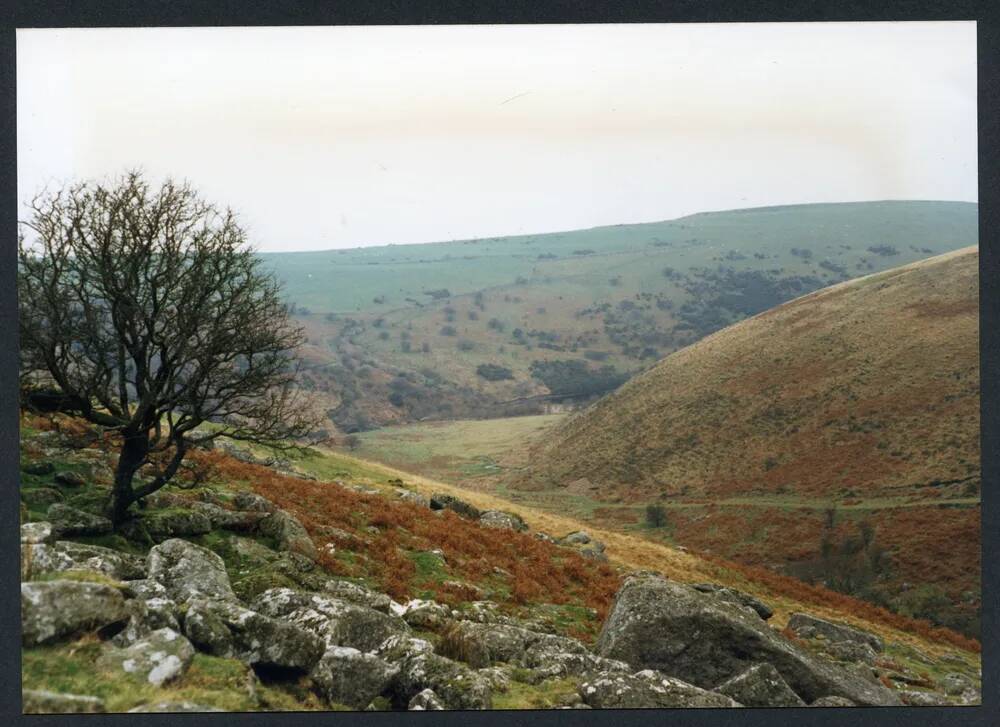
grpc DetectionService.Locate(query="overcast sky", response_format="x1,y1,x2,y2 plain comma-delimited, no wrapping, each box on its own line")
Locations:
17,22,977,252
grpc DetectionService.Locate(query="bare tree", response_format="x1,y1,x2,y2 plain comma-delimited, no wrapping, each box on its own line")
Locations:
18,172,321,525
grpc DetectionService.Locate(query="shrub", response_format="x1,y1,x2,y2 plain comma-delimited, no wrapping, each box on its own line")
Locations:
440,325,458,337
645,504,668,528
477,364,514,381
457,340,475,352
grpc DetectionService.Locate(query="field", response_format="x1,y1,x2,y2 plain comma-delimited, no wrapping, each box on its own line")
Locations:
263,201,978,432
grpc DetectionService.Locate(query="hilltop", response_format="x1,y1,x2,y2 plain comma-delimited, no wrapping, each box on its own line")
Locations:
512,247,980,635
261,201,978,432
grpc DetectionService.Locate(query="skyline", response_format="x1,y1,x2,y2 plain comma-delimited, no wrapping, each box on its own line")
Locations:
18,22,977,252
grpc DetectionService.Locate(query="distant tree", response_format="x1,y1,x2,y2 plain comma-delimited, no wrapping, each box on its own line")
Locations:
343,434,361,451
18,172,320,525
645,504,668,528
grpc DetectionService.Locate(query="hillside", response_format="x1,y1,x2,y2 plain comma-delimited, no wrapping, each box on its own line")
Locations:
261,201,979,432
512,247,980,635
18,415,981,712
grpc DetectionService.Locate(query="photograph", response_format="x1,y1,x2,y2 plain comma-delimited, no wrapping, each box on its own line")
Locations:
16,21,981,713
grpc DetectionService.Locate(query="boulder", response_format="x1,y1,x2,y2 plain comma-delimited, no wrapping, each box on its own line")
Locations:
429,493,481,520
824,640,878,665
234,491,277,512
479,510,528,532
20,522,54,544
402,600,452,630
22,580,128,646
691,583,774,620
941,672,975,696
579,546,608,562
147,539,236,604
46,503,112,536
124,509,212,540
190,501,266,532
397,490,430,507
716,663,806,707
22,461,55,475
595,574,900,706
112,597,181,647
810,696,856,707
257,509,317,559
22,690,105,714
26,541,146,581
310,646,400,709
523,634,631,679
128,702,223,712
21,487,65,508
786,613,883,652
900,690,949,706
324,579,399,615
98,627,195,686
250,587,409,653
183,598,325,672
561,530,591,545
395,651,492,709
579,670,741,709
444,621,539,666
408,688,445,710
54,471,86,487
122,579,169,600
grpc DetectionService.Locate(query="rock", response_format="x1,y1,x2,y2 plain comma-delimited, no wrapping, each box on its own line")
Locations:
579,670,741,709
445,621,539,666
310,646,400,709
234,491,277,512
786,613,883,652
716,663,806,707
523,635,631,679
396,490,430,508
183,598,325,672
428,493,481,520
112,597,181,647
402,599,452,630
128,702,223,712
122,579,169,600
20,522,54,544
941,672,975,696
408,688,445,710
395,651,492,709
124,509,212,540
824,640,878,665
478,665,513,693
562,530,592,545
46,503,112,536
190,501,266,532
324,579,398,614
22,689,105,714
478,510,528,532
257,509,317,559
26,541,146,580
534,532,557,544
22,580,128,646
98,627,195,686
453,600,519,626
147,538,236,604
250,587,409,653
899,690,949,706
22,461,55,475
21,487,65,508
691,583,774,620
579,545,608,562
810,696,856,707
54,471,86,487
595,574,900,706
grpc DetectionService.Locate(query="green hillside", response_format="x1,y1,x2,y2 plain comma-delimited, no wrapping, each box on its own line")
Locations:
261,201,977,432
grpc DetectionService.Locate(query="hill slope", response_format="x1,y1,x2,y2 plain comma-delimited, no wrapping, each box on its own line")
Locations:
514,247,980,634
263,201,978,431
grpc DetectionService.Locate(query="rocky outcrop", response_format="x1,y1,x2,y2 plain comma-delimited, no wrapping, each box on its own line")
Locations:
394,651,492,709
324,579,401,615
125,509,213,540
233,491,277,512
112,596,181,647
250,587,409,653
716,663,805,707
26,540,146,581
691,583,774,620
478,510,528,532
147,539,236,604
408,688,445,710
310,646,399,709
786,613,883,652
595,574,900,706
257,510,317,559
579,670,740,709
22,580,129,646
429,493,481,520
98,628,195,686
46,504,112,537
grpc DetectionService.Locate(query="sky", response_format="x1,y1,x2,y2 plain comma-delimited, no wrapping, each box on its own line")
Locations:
17,22,977,252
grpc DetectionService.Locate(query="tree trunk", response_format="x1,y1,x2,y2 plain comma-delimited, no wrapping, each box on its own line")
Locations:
108,431,148,526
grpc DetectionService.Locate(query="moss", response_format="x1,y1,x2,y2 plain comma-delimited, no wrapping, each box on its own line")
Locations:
409,550,448,583
232,571,299,602
491,677,578,709
32,570,127,590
